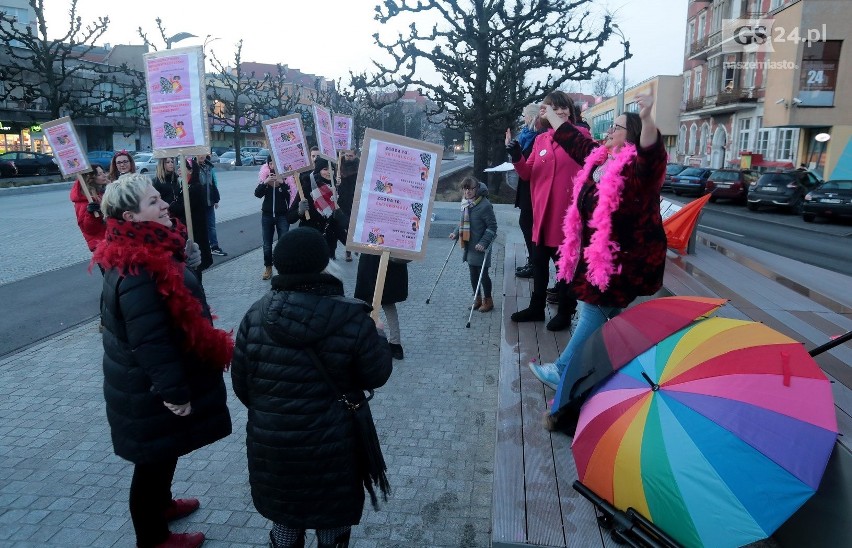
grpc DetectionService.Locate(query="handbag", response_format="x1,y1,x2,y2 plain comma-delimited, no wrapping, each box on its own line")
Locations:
304,347,391,509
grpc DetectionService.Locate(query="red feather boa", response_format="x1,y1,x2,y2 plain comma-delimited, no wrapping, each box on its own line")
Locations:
93,218,233,370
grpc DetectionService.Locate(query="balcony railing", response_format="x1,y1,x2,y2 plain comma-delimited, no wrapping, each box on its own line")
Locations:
688,31,722,58
685,97,707,112
715,87,759,106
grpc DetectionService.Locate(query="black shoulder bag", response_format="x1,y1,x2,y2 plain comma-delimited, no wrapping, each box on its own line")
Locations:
304,348,390,509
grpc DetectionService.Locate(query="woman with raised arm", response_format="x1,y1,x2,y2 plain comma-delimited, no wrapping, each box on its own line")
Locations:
528,88,668,430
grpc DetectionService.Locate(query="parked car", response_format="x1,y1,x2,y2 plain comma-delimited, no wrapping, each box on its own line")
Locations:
87,150,114,170
241,146,262,158
219,151,254,166
705,169,757,204
252,148,272,165
802,179,852,223
0,157,17,178
670,167,713,196
0,151,60,176
663,163,687,192
208,151,219,164
747,170,822,214
133,153,159,174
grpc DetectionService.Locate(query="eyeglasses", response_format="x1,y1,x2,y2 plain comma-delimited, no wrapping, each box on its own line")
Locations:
609,123,627,133
115,160,130,165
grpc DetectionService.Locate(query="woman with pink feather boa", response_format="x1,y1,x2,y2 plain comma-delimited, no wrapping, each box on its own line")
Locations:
528,87,668,431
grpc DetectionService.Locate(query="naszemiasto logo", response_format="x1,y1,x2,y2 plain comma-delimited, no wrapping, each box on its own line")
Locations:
722,18,829,54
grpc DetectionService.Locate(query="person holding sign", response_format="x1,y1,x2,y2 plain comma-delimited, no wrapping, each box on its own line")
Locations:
449,178,498,313
336,150,359,262
70,166,109,252
289,157,345,259
256,156,291,280
94,174,232,548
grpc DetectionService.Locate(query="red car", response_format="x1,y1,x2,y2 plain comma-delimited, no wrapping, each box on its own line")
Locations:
705,169,757,204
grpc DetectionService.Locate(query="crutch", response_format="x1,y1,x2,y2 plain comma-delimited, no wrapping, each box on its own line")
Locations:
425,238,458,304
466,245,493,328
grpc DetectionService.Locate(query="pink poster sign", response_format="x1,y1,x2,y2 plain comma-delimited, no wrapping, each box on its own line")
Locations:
143,46,209,155
263,115,311,176
42,117,90,177
146,55,192,104
332,114,353,152
313,104,335,159
150,101,196,149
349,131,443,260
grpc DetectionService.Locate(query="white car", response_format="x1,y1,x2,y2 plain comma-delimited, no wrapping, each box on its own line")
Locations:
133,153,159,174
219,151,254,166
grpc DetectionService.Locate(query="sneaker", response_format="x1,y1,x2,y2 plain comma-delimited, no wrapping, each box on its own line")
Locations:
210,246,227,256
528,361,560,390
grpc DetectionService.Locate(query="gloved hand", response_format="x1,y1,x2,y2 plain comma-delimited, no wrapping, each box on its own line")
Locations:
86,202,101,214
298,200,309,216
506,139,522,163
185,239,202,269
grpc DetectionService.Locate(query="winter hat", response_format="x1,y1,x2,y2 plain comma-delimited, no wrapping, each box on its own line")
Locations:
313,157,329,174
273,227,330,275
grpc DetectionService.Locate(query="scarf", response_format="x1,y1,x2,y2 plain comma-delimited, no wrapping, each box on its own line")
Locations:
310,173,336,218
556,142,637,291
93,218,233,370
459,196,482,248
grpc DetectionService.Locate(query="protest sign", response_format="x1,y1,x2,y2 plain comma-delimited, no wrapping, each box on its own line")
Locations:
332,114,353,152
41,117,90,178
312,103,335,160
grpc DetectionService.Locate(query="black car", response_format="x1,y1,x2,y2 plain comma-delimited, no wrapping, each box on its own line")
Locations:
747,170,821,214
663,163,687,192
670,167,713,196
0,151,60,176
802,179,852,223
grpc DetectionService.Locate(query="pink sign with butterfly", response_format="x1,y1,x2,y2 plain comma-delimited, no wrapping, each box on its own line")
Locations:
151,101,196,148
312,104,336,160
146,55,191,104
41,117,90,178
262,114,312,176
332,114,353,152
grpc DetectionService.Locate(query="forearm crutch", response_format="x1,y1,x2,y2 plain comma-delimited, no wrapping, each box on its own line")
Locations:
466,245,492,328
425,238,458,304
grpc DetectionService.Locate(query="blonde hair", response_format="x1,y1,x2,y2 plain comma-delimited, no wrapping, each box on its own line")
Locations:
522,103,540,130
100,173,152,219
155,157,176,182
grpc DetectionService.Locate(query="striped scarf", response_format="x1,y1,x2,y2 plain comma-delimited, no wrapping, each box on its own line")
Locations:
310,173,336,218
459,196,481,248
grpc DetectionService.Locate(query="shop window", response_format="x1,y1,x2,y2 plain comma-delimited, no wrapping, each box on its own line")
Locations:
799,40,841,107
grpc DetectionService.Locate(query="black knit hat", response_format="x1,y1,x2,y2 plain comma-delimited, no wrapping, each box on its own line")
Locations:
313,157,329,174
273,227,330,275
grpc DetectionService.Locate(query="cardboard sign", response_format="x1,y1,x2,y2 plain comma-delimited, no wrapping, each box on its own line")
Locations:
143,46,210,158
332,114,354,152
346,129,443,261
41,117,90,178
312,103,335,160
262,114,313,177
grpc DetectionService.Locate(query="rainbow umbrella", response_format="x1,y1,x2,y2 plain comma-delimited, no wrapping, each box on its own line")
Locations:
554,296,727,414
572,318,838,548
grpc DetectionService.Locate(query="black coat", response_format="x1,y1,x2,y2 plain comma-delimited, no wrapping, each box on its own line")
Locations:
254,180,291,216
354,254,409,305
231,276,393,528
288,173,332,233
100,265,231,464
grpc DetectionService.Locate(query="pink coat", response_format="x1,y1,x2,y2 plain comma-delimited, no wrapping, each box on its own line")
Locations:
513,125,590,248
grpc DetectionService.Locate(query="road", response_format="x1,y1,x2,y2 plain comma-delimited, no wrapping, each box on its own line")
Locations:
0,156,475,359
673,193,852,276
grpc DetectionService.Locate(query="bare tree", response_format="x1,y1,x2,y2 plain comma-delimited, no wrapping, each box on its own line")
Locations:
207,40,263,165
247,64,302,120
352,0,627,191
0,0,144,121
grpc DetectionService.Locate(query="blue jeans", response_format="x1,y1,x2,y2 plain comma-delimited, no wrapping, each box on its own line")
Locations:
262,213,289,266
554,301,623,400
207,206,218,248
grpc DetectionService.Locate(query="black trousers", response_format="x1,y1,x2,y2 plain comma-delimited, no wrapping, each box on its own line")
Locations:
517,184,534,262
530,243,577,315
468,264,492,298
130,458,178,547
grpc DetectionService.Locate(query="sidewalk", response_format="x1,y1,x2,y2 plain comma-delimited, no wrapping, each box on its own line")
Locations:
0,232,504,546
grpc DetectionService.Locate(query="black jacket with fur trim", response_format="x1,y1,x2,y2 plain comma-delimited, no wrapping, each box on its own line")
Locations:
231,277,393,528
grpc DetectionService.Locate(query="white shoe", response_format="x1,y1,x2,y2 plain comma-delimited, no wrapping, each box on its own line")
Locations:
529,361,560,390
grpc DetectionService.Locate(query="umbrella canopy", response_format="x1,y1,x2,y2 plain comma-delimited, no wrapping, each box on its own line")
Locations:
554,296,727,413
572,317,838,548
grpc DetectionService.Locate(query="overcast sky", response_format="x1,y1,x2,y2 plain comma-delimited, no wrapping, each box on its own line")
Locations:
45,0,687,93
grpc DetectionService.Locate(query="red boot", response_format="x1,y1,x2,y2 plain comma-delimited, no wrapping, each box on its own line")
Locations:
143,532,205,548
163,498,200,522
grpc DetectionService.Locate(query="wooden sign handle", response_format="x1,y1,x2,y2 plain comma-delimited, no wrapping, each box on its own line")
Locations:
179,154,194,242
370,251,391,323
296,176,311,220
76,173,99,217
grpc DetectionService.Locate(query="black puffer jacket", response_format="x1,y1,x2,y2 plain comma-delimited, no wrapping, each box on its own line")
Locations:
231,274,393,528
101,266,232,464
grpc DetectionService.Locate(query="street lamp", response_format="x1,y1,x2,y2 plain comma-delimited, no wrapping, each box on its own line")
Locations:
612,24,628,115
166,31,197,50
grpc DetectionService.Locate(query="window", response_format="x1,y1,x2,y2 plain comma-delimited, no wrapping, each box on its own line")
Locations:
799,40,841,106
683,73,692,103
712,2,723,33
678,126,687,154
755,129,771,155
707,57,720,96
770,0,784,10
776,128,796,160
738,118,752,153
700,124,710,157
723,56,736,90
694,67,703,99
698,13,706,41
687,21,695,52
744,52,757,88
626,102,639,113
689,124,698,155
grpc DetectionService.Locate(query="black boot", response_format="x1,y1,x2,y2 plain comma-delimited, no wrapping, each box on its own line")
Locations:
317,529,351,548
511,292,546,322
269,529,305,548
547,291,577,332
515,262,533,278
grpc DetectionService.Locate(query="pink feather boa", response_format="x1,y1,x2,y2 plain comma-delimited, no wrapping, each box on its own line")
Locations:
556,142,637,290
